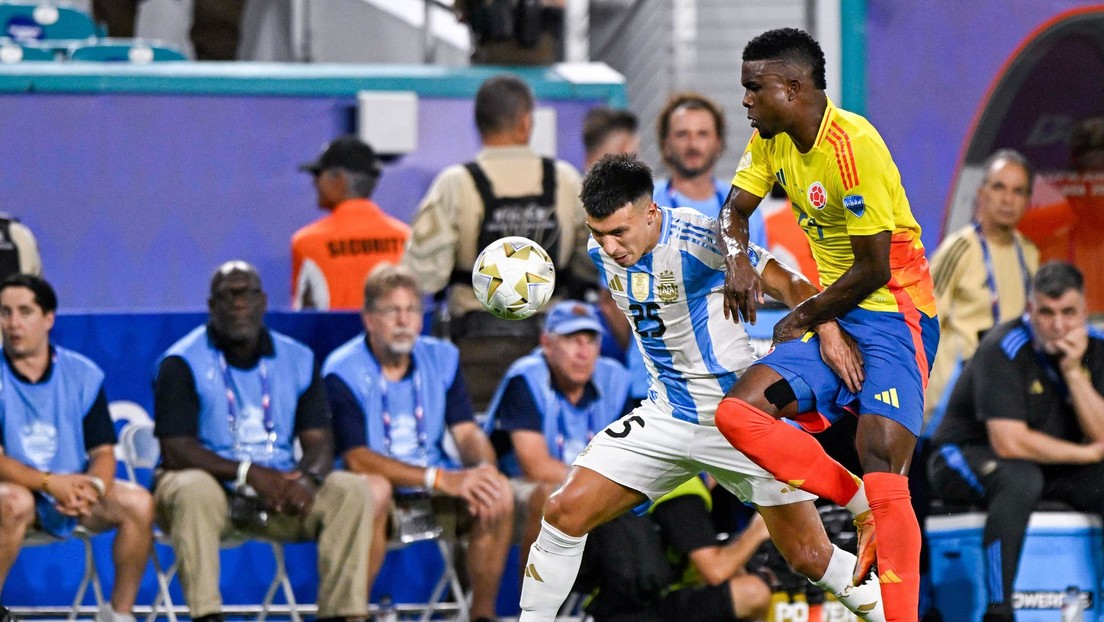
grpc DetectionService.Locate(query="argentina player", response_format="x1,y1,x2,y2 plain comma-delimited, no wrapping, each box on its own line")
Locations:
517,154,882,622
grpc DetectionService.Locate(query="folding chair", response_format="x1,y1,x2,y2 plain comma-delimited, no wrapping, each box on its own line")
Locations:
113,406,300,622
21,527,105,621
385,496,469,622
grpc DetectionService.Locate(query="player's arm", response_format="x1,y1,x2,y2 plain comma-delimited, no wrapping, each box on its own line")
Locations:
772,230,891,344
759,256,864,392
718,187,767,324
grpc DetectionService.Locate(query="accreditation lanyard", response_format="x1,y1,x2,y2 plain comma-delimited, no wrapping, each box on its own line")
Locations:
665,179,725,212
379,373,428,466
554,392,598,462
218,353,275,456
974,220,1031,324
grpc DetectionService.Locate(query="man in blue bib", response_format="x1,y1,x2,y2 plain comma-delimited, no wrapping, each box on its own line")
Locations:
0,274,154,622
483,300,632,569
324,263,513,622
153,261,377,622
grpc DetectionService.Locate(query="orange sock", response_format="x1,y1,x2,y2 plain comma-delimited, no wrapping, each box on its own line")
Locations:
865,472,920,622
714,398,860,505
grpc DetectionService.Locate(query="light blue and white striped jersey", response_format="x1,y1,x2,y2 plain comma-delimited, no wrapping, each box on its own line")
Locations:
589,206,771,425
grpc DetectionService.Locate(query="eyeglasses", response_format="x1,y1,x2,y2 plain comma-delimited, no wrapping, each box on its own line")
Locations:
370,305,422,319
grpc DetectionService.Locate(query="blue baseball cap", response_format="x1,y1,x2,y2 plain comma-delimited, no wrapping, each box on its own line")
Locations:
543,301,605,336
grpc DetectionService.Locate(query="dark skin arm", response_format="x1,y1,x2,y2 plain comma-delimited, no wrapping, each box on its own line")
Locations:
718,187,767,324
280,426,334,515
161,432,326,517
759,256,865,393
771,231,891,344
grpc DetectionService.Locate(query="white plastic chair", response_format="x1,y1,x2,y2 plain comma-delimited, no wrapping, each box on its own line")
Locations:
112,402,300,622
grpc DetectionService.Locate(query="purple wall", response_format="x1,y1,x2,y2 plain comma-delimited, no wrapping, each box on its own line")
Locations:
3,93,595,311
865,0,1098,248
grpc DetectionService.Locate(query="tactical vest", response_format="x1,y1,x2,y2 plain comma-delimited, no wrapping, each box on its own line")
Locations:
465,158,561,263
0,213,24,279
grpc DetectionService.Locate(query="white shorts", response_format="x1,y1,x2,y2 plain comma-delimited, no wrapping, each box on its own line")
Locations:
573,400,817,507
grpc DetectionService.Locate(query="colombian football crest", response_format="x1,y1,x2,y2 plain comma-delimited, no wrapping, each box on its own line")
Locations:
807,181,828,209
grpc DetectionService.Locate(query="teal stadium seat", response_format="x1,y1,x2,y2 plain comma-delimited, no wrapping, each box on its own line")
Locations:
67,38,186,63
0,3,99,42
0,38,53,61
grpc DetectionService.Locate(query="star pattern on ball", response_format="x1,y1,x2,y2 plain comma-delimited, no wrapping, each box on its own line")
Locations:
476,259,504,298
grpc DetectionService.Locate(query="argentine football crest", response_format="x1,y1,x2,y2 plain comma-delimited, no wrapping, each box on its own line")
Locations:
807,182,828,209
630,272,650,302
657,270,679,303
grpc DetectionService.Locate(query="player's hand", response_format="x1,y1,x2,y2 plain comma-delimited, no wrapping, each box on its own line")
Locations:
723,253,763,324
1055,325,1089,375
771,308,813,346
817,320,864,393
48,474,99,517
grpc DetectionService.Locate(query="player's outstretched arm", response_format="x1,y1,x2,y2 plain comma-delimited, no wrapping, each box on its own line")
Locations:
718,187,767,324
772,231,891,344
760,257,864,392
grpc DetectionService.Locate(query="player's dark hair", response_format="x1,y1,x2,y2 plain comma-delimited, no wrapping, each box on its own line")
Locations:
0,273,58,314
475,74,535,137
982,148,1035,194
743,28,827,90
583,107,639,154
656,92,726,147
581,154,654,218
1033,261,1084,299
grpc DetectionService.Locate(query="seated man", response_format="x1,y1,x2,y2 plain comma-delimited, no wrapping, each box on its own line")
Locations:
153,261,376,622
323,263,513,622
484,300,632,564
0,274,153,622
578,477,773,622
928,261,1104,622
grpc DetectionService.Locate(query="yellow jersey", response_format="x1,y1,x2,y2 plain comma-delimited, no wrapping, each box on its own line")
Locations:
732,99,935,316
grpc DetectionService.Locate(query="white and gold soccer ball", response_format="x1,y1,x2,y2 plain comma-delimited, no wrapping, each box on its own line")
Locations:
471,236,556,320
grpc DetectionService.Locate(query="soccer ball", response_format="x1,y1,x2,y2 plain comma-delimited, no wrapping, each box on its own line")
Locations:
471,236,556,320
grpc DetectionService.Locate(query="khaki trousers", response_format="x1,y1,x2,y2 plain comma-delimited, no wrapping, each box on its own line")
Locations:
154,469,373,618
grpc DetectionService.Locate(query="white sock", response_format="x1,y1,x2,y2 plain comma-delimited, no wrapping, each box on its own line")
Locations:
812,545,885,622
518,519,588,622
845,480,871,516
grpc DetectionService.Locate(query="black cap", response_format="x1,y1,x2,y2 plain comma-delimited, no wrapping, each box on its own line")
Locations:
299,135,380,176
